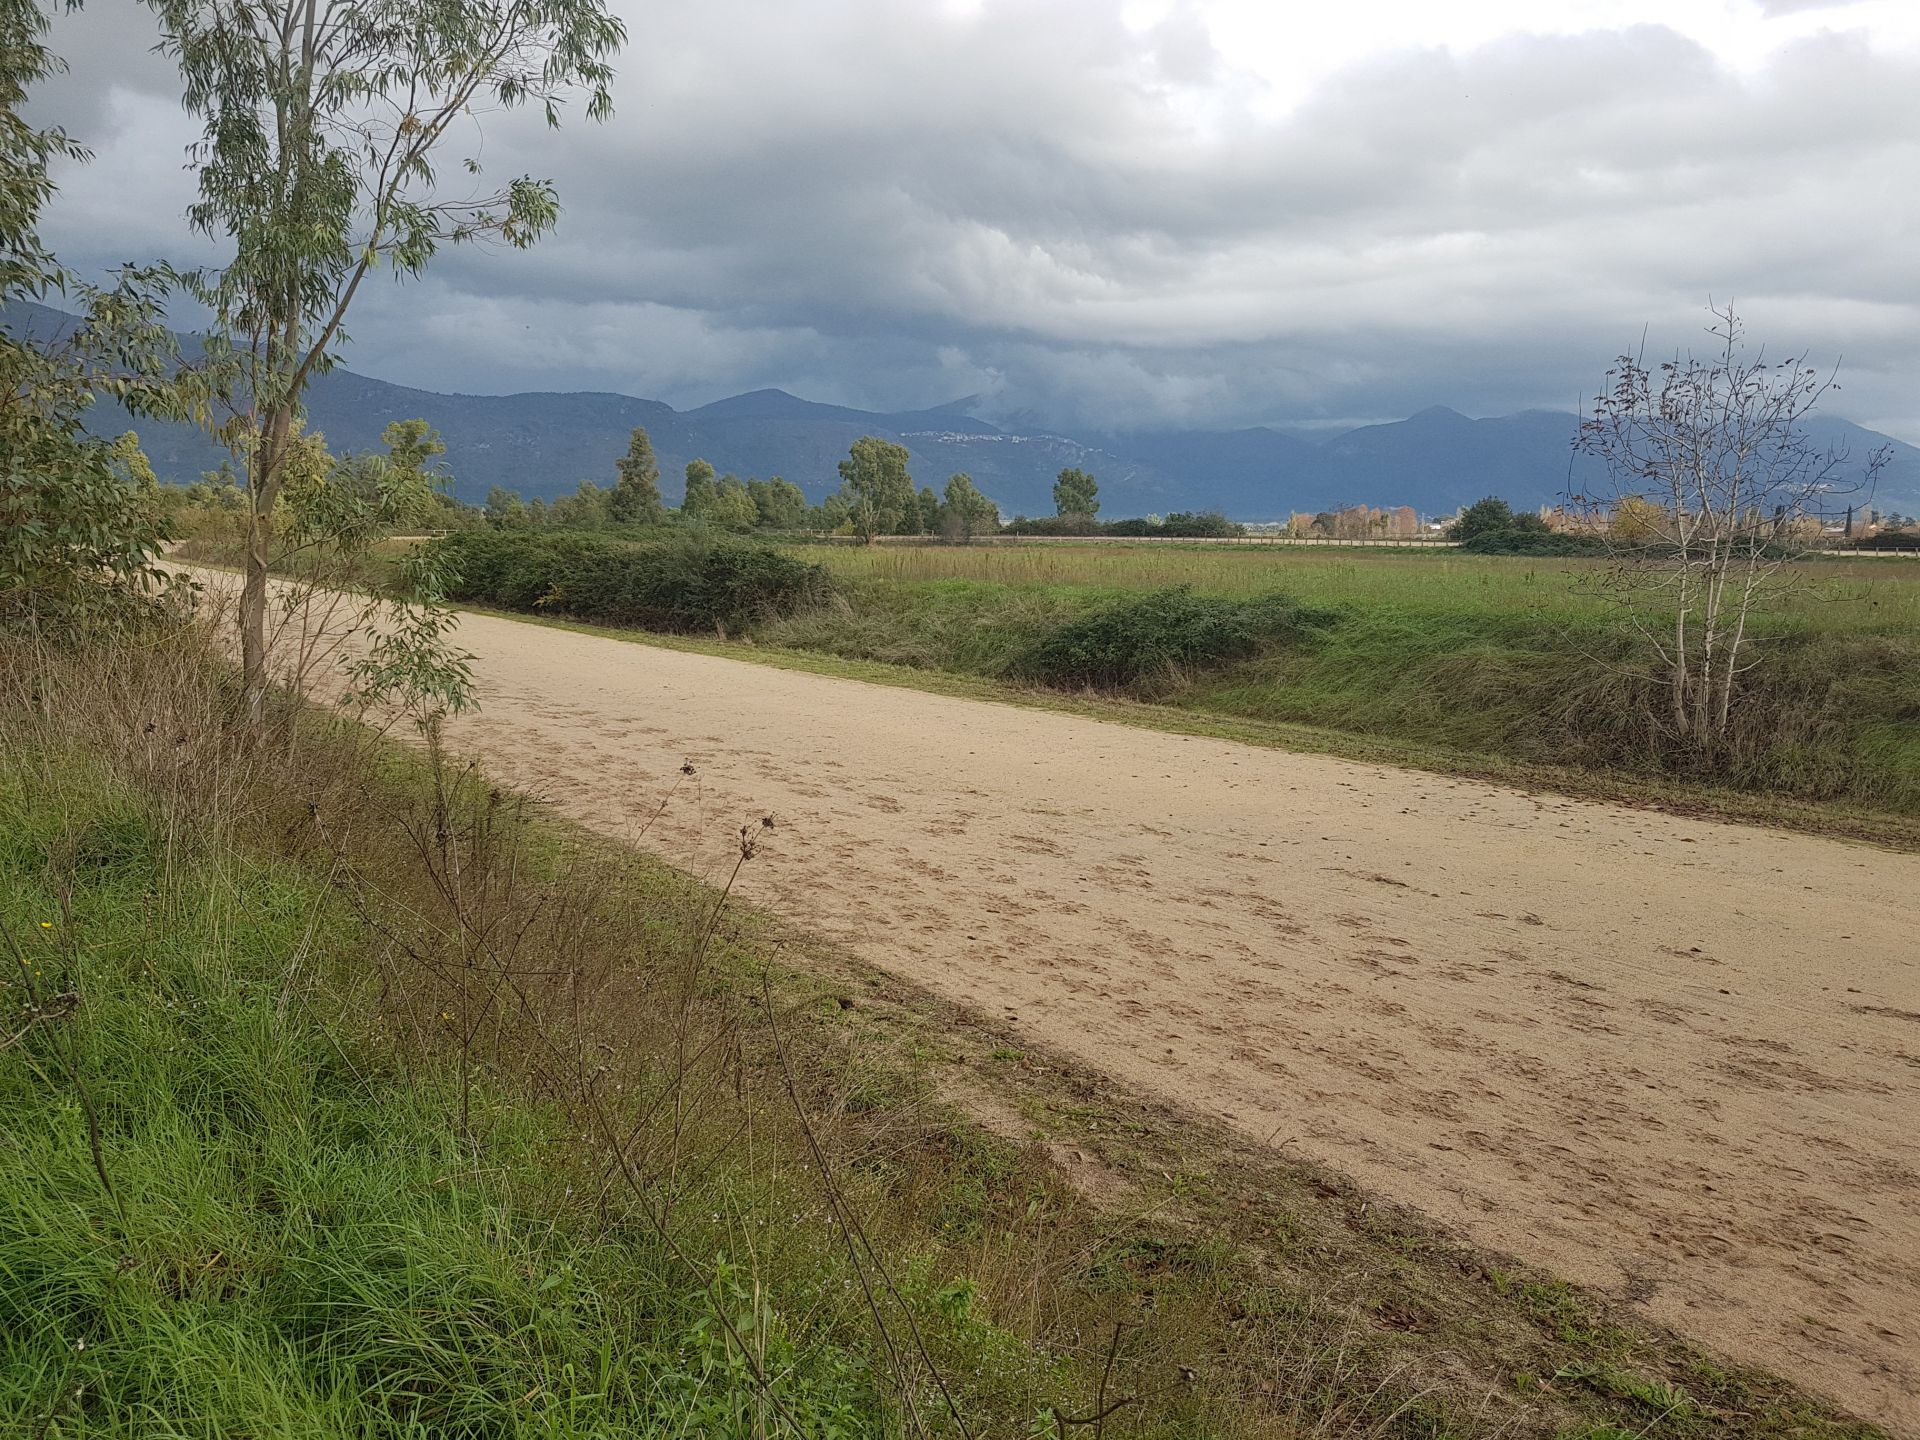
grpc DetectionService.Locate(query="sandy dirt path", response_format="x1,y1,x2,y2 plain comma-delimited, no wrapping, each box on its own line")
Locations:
228,578,1920,1428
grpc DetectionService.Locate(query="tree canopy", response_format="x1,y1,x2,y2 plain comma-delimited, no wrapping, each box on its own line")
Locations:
1448,496,1514,541
942,473,999,541
680,458,718,516
142,0,624,713
1053,466,1099,518
748,477,807,530
1,0,187,622
609,426,664,525
838,436,914,543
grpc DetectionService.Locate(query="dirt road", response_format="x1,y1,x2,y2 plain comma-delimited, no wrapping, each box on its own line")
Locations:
241,579,1920,1426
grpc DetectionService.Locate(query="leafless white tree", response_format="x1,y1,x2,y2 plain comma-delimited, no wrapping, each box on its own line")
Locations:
1570,301,1885,753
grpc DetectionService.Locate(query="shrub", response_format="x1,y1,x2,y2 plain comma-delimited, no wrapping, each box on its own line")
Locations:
1001,512,1248,539
429,530,832,634
1105,512,1247,539
1847,529,1920,552
1460,528,1606,557
999,514,1106,537
1007,587,1334,691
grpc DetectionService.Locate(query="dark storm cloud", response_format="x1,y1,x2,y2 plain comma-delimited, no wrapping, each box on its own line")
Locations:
27,1,1920,439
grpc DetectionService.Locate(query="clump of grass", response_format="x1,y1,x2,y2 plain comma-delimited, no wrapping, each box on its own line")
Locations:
1004,587,1334,693
761,580,1083,674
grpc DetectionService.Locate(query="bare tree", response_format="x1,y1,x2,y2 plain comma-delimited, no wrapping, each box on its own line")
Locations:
1571,301,1885,753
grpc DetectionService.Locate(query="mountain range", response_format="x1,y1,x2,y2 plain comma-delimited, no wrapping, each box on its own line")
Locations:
12,301,1917,520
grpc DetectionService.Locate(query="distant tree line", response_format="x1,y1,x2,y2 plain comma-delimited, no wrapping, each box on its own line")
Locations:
468,432,1223,544
1002,511,1245,539
472,428,1011,543
162,422,1256,548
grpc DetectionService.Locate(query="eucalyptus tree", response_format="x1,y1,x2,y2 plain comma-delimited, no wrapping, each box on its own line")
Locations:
680,458,718,517
941,472,998,542
1052,466,1098,519
746,476,806,530
838,436,913,544
144,0,624,718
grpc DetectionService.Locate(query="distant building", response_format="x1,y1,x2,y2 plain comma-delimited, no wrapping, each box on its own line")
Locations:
1538,504,1609,535
1288,504,1423,538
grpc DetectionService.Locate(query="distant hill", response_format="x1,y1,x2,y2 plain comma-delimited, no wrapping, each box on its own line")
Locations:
9,300,1916,519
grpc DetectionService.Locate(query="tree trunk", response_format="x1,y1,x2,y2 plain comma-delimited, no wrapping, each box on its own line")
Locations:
239,400,292,728
239,501,271,727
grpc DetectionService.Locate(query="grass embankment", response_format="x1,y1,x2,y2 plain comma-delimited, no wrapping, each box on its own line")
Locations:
0,629,1887,1437
761,544,1920,822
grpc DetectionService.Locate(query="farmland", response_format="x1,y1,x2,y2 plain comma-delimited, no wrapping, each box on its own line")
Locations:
798,540,1920,630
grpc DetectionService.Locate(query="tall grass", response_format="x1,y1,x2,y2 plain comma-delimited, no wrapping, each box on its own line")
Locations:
0,773,874,1434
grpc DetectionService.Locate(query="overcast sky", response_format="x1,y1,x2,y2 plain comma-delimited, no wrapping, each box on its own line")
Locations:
28,0,1920,438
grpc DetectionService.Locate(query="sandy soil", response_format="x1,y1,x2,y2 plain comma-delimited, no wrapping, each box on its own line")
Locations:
226,580,1920,1429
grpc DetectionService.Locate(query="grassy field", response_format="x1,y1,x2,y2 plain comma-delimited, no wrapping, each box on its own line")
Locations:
0,624,1889,1438
764,542,1920,820
799,541,1920,636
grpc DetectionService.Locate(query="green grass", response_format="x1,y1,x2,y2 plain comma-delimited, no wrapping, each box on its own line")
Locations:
0,627,1893,1438
0,761,884,1436
800,541,1920,632
757,543,1920,819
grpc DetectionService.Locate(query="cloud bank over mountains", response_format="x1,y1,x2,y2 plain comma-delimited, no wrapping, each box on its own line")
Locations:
27,0,1920,442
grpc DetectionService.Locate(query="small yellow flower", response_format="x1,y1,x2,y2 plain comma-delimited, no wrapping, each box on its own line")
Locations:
39,921,52,930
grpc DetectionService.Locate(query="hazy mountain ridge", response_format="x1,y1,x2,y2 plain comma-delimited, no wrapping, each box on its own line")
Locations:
10,301,1916,518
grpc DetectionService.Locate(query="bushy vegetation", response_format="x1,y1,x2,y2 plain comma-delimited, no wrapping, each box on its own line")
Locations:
0,769,877,1434
0,632,1217,1437
1847,528,1920,551
1001,511,1246,539
1441,498,1600,554
1459,528,1606,556
1107,511,1247,539
1007,587,1335,691
431,529,833,634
